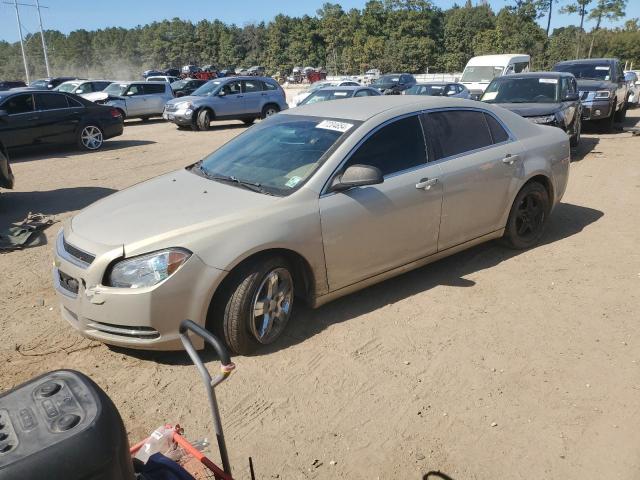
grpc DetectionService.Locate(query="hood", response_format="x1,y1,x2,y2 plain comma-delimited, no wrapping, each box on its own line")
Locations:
83,91,125,103
494,102,562,117
71,168,279,250
576,79,613,91
166,95,204,105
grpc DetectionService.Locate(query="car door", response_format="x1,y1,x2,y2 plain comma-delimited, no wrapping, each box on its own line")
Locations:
614,62,627,110
319,114,443,291
0,93,38,148
242,79,264,115
123,84,146,116
34,93,80,144
560,77,579,133
423,109,521,251
214,80,244,117
142,83,167,115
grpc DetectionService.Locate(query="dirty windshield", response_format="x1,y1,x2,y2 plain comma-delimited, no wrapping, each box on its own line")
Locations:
191,80,224,96
104,83,128,96
192,115,358,195
482,77,559,103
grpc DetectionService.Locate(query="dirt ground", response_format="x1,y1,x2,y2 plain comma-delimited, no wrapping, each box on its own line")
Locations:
1,106,639,480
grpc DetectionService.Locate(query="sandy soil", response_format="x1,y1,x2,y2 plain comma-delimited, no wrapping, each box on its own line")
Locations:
1,108,639,480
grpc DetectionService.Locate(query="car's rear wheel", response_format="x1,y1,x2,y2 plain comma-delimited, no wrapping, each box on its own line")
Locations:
214,257,294,355
77,125,104,151
261,104,279,119
196,109,212,131
570,116,581,148
502,182,549,250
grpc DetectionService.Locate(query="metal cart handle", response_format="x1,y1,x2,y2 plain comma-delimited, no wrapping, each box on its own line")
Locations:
179,319,235,476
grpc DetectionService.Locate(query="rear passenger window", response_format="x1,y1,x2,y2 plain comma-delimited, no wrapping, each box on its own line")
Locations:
243,80,263,93
143,83,166,94
35,93,69,110
484,113,509,144
3,94,34,114
425,110,493,159
344,115,427,176
263,81,278,91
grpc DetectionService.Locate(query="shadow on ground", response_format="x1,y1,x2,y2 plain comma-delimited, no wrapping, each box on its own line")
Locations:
133,201,603,365
0,186,117,227
7,140,156,163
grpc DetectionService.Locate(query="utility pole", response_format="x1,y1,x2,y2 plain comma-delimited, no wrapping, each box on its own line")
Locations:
35,0,50,77
12,0,30,84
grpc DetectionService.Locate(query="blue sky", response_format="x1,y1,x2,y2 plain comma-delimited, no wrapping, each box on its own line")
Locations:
0,0,638,43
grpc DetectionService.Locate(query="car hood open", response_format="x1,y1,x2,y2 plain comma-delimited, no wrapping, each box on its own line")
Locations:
495,102,563,117
71,168,279,249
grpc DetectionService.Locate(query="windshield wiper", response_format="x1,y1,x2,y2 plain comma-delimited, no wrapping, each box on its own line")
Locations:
195,167,274,196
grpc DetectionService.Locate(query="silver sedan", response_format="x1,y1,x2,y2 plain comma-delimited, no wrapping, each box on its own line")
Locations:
53,96,570,354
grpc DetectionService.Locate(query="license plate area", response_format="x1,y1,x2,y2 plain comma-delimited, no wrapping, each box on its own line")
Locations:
58,270,79,295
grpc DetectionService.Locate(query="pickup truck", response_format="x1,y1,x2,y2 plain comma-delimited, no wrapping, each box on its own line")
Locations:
553,58,629,131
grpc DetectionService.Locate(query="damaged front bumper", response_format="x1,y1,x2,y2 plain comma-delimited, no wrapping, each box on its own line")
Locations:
52,227,227,350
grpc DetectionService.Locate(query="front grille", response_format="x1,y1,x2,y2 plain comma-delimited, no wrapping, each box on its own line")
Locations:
86,321,160,339
58,270,79,294
63,238,95,265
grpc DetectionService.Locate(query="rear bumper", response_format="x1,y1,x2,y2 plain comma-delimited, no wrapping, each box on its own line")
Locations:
102,119,124,139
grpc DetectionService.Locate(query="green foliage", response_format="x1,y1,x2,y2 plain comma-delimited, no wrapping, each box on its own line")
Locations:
1,0,638,82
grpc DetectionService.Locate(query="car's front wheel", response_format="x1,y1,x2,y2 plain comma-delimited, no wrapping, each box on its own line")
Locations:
77,125,104,151
570,116,581,148
215,257,294,355
261,104,279,119
614,99,628,123
502,182,549,250
196,109,212,131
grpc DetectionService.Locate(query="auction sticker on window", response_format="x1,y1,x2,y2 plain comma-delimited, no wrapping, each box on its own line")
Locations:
595,66,610,70
316,120,353,133
539,78,558,84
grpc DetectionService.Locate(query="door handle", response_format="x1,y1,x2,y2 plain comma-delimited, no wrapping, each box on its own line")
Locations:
502,154,520,165
415,178,438,190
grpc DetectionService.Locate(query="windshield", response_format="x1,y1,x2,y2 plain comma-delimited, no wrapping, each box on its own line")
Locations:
373,75,400,84
461,66,504,83
554,63,611,81
406,84,447,96
104,83,128,96
191,80,224,96
308,81,333,93
300,89,354,105
193,115,356,195
481,77,559,103
171,80,188,88
56,82,81,92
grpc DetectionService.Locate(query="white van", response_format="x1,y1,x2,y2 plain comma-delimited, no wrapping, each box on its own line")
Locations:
460,54,530,99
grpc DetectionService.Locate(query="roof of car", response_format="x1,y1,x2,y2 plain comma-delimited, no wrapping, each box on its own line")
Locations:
495,71,573,79
283,95,490,122
414,82,459,86
314,86,372,91
555,58,617,65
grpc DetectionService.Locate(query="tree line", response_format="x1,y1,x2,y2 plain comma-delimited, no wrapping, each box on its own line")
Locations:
0,0,636,82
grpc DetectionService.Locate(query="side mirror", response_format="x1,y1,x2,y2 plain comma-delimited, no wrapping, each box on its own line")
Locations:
564,93,580,101
217,90,226,97
447,90,455,96
331,164,383,192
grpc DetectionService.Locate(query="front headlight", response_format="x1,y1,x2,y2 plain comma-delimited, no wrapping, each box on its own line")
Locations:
108,248,191,288
175,101,192,110
529,114,557,124
595,90,611,99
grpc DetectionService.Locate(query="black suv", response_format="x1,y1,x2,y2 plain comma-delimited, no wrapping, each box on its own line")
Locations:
29,77,81,90
372,73,417,94
553,58,629,130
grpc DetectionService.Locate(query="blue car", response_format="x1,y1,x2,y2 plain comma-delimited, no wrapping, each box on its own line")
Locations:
163,76,288,130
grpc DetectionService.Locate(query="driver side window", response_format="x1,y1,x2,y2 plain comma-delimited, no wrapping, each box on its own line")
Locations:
125,84,143,96
223,81,242,95
342,115,427,177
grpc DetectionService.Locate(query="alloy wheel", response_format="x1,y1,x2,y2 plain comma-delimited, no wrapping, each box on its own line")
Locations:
515,192,545,240
250,268,293,344
265,107,277,117
81,126,103,150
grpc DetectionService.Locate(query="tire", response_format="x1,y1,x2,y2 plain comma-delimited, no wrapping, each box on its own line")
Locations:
243,118,256,126
77,124,104,151
570,116,581,148
213,257,294,355
614,100,628,123
261,104,279,119
196,109,212,131
502,182,550,250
